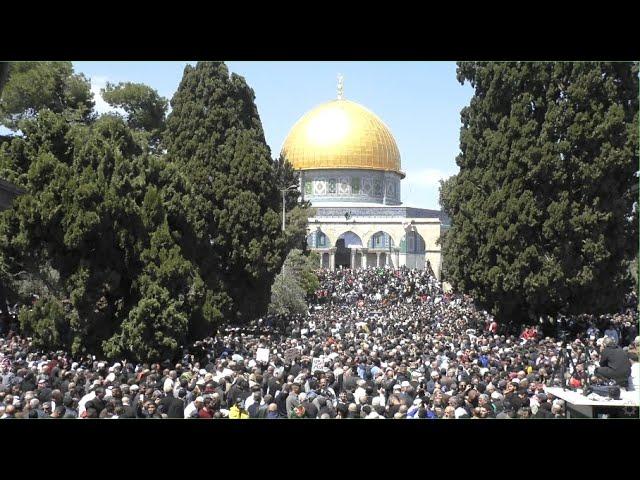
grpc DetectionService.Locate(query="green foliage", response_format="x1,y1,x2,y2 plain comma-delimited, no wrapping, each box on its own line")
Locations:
269,268,308,317
284,248,320,296
163,61,296,325
274,153,315,252
441,62,639,324
18,297,68,352
0,107,186,359
0,61,201,361
0,63,9,98
0,62,94,129
101,82,168,145
268,249,319,317
0,61,314,362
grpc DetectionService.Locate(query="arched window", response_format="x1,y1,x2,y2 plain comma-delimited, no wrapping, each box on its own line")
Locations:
337,231,363,248
307,230,330,248
400,231,426,254
367,231,394,250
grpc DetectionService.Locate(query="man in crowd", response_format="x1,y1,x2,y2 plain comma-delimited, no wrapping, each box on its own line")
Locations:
594,336,632,387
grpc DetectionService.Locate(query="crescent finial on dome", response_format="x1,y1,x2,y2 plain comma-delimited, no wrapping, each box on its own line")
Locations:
337,73,344,100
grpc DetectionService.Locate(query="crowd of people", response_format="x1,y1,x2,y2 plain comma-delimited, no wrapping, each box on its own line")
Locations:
1,266,638,419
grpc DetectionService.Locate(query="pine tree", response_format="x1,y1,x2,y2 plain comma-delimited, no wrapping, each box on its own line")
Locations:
0,62,199,361
441,62,639,324
0,62,94,129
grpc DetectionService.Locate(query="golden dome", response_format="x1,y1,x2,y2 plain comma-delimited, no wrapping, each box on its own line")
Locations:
281,99,403,176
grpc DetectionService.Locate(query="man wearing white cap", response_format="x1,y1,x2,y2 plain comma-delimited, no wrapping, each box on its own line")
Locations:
353,379,367,405
184,396,204,418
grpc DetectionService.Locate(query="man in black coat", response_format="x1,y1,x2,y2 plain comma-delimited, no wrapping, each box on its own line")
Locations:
159,389,185,419
21,372,36,393
35,379,53,403
86,387,106,415
118,396,138,418
226,378,250,406
262,368,279,396
595,337,631,386
299,393,318,419
275,385,289,418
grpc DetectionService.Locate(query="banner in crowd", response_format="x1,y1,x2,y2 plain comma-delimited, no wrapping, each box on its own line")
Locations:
256,348,269,363
312,357,324,373
284,347,300,362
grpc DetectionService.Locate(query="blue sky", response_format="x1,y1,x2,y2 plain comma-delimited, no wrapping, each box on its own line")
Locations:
71,62,474,209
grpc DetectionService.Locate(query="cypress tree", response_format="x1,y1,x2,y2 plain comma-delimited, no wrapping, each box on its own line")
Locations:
441,62,638,324
163,62,291,327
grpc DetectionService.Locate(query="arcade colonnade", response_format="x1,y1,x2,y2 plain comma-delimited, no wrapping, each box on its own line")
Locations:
307,216,442,279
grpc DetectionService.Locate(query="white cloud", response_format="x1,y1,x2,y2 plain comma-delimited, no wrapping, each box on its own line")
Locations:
90,76,126,116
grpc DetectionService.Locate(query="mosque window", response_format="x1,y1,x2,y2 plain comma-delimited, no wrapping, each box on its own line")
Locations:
351,177,361,194
308,230,329,248
404,231,426,254
368,232,393,249
304,180,313,195
318,233,327,247
373,179,383,196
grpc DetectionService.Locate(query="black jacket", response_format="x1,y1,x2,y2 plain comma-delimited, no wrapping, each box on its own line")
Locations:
36,387,53,403
301,400,318,419
275,391,289,418
84,398,106,415
262,377,279,396
247,402,261,418
226,384,249,405
600,347,631,377
159,394,184,419
318,404,337,419
119,405,138,418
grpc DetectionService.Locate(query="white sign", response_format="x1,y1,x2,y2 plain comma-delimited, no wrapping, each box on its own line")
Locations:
256,348,270,363
312,357,324,373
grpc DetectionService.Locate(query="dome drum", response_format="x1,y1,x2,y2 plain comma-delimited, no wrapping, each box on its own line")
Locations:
300,169,402,205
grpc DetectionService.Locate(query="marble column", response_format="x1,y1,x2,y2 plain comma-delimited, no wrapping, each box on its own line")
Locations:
376,252,381,267
319,251,324,268
395,248,400,268
329,249,336,271
350,250,356,270
361,248,368,269
385,252,391,267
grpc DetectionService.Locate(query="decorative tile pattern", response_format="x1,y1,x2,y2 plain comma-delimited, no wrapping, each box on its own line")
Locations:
314,178,327,195
314,206,446,220
338,177,351,195
351,177,361,194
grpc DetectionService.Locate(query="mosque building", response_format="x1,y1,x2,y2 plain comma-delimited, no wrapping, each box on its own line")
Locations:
281,76,448,278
